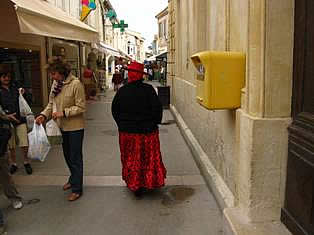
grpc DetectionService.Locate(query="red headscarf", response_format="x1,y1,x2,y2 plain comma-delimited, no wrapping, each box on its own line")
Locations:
127,61,145,83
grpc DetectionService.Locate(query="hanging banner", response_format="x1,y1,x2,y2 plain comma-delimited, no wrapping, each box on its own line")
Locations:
80,0,96,21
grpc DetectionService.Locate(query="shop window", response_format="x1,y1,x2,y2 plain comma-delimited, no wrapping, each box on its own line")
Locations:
0,48,42,107
48,38,80,90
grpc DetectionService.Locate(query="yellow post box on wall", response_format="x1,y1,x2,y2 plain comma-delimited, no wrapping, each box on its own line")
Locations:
191,51,246,110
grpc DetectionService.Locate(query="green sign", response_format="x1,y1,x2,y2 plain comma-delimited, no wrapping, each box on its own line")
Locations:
106,10,116,19
113,20,128,32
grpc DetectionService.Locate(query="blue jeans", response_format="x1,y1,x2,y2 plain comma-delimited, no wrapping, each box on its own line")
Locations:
61,129,84,194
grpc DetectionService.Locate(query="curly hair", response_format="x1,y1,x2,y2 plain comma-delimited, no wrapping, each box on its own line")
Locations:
46,56,71,78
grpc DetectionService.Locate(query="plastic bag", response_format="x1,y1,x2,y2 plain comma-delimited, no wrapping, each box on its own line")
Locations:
26,114,35,132
19,93,32,117
27,122,51,162
46,119,63,145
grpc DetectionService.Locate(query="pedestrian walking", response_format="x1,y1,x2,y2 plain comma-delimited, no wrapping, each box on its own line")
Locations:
112,69,123,92
0,67,32,175
0,105,24,234
111,61,167,197
35,58,86,201
148,66,153,81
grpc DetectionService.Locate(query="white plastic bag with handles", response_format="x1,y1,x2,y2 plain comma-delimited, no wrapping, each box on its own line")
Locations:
18,90,32,117
46,102,63,145
26,114,35,132
27,122,51,162
46,119,63,145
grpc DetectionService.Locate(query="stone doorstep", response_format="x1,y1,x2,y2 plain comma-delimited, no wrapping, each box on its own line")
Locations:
223,207,292,235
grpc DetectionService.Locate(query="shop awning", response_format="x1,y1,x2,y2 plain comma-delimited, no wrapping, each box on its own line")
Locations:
9,0,98,43
146,55,157,62
156,51,167,58
97,42,120,57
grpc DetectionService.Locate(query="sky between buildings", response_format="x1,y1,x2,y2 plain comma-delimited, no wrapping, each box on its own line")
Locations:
109,0,168,49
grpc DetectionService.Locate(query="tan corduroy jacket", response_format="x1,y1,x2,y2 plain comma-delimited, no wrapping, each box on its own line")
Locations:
41,74,86,131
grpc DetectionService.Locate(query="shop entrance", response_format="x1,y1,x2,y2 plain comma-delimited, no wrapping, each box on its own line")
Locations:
0,47,42,107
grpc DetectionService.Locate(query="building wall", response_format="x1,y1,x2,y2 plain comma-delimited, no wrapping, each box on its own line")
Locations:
169,0,294,231
156,10,168,54
171,0,238,194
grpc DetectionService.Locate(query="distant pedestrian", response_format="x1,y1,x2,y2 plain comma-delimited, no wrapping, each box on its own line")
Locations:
148,67,153,81
112,69,123,92
0,104,24,234
36,58,86,202
112,61,166,197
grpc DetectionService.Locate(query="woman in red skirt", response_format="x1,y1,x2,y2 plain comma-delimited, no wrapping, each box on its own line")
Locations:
111,61,166,196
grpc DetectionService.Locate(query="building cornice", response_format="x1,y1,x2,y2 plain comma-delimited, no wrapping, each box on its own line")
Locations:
155,7,168,19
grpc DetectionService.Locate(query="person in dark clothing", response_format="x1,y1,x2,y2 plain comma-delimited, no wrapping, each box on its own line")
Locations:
111,61,166,197
0,68,32,175
112,69,123,92
0,104,24,234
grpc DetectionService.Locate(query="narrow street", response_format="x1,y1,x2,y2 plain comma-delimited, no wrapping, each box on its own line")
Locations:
5,84,222,235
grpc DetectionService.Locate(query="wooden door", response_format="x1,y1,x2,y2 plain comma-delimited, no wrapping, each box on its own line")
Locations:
281,1,314,234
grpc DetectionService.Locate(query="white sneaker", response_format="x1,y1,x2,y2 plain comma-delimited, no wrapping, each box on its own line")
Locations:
11,200,23,210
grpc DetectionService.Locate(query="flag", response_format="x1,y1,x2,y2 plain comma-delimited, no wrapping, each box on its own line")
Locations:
80,0,96,21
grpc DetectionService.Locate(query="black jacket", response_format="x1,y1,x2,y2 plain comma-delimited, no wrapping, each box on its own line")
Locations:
0,85,26,125
0,106,11,157
111,80,162,133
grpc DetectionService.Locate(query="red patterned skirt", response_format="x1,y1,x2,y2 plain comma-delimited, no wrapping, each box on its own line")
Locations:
119,130,167,192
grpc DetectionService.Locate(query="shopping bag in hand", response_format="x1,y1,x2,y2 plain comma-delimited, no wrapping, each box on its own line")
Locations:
26,114,35,132
27,122,51,162
46,119,63,145
19,92,32,117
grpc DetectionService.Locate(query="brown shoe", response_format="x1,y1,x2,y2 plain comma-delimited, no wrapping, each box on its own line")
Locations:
68,193,81,201
63,183,71,191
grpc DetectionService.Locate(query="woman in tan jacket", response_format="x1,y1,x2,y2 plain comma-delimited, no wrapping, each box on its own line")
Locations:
36,58,86,201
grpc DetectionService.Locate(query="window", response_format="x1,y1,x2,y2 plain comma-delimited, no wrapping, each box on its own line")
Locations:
56,0,65,11
159,22,163,39
163,20,167,39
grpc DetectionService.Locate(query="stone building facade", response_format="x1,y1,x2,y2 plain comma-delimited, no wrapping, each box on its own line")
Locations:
156,7,168,55
168,0,294,234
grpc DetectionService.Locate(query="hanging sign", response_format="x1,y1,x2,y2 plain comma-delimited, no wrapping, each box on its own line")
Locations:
80,0,97,21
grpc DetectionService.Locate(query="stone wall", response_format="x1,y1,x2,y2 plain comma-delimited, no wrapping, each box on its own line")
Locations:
172,0,240,198
169,0,294,232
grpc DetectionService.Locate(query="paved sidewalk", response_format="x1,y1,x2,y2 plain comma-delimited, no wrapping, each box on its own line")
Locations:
3,83,222,235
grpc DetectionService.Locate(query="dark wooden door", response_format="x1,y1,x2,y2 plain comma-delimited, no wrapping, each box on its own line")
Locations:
281,1,314,234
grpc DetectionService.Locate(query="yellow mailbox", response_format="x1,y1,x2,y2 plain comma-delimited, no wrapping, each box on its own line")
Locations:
191,51,246,110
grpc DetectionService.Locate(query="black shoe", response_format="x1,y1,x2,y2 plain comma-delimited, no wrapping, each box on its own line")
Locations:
10,164,18,174
24,163,32,175
134,188,145,198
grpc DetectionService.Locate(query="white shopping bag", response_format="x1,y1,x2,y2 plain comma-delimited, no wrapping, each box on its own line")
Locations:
45,102,63,145
27,122,51,162
46,119,61,136
26,114,35,132
46,119,63,145
19,92,32,117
